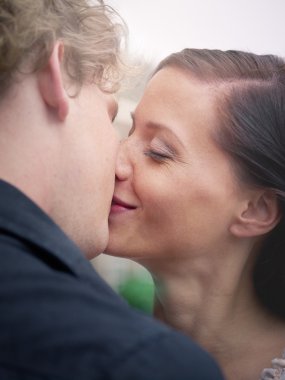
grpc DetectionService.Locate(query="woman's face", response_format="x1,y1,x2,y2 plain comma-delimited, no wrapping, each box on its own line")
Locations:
107,67,247,261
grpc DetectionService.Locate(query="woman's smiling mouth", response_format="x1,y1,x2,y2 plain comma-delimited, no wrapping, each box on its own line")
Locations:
110,196,137,214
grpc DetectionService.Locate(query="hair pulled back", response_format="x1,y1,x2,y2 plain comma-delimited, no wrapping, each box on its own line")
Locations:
155,48,285,318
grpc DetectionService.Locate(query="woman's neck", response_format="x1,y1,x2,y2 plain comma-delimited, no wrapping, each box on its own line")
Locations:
143,252,285,380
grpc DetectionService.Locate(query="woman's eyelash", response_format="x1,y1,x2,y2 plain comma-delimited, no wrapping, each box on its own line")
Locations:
144,150,172,161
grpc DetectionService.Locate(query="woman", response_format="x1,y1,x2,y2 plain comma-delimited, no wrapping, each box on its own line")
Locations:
106,48,285,380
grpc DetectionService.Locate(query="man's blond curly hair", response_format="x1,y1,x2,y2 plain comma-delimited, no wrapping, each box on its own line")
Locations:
0,0,127,96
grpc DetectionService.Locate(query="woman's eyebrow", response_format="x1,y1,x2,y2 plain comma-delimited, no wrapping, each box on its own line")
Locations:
131,112,186,151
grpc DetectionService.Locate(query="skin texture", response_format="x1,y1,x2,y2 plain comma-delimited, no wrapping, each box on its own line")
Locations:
106,67,285,380
0,42,119,258
49,83,119,257
108,67,248,261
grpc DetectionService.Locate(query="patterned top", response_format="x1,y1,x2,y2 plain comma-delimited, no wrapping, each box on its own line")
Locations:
260,353,285,380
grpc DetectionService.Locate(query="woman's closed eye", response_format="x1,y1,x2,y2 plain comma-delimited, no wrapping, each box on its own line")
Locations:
143,137,178,163
144,147,173,162
144,150,171,161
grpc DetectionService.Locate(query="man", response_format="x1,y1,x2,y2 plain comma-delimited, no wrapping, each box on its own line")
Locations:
0,1,224,379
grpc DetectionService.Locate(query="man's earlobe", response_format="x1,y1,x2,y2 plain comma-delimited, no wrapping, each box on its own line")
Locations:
230,190,281,238
38,42,69,121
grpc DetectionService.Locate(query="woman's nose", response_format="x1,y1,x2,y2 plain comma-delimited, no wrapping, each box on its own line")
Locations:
115,139,132,181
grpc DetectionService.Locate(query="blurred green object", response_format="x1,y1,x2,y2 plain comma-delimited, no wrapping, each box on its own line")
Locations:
118,275,154,314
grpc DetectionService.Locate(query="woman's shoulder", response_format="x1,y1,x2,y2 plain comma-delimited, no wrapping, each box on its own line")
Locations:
260,352,285,379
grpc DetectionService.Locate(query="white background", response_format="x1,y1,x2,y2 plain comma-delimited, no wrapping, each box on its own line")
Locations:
109,0,285,64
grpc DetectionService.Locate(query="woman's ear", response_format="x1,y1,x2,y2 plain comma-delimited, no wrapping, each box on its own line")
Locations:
37,42,69,121
230,190,281,238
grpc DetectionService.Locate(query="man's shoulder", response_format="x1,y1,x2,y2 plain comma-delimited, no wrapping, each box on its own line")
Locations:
0,232,224,380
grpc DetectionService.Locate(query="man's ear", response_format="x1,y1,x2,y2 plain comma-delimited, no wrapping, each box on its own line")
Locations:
230,190,281,238
38,42,69,121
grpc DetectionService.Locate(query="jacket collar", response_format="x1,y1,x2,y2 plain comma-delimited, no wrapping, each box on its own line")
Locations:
0,179,96,279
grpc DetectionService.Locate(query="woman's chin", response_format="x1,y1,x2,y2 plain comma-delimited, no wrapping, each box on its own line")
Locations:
103,242,131,258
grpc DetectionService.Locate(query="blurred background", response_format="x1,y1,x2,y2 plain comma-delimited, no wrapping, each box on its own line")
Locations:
93,0,285,314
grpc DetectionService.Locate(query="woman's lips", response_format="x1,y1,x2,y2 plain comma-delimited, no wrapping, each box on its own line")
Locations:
110,196,137,214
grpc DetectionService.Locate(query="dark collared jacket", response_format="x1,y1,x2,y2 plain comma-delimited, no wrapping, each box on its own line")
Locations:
0,180,224,380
